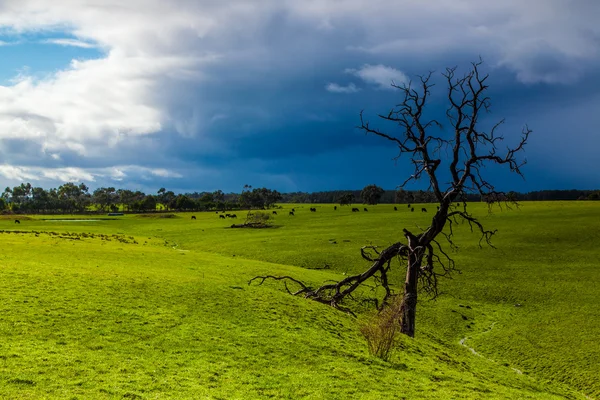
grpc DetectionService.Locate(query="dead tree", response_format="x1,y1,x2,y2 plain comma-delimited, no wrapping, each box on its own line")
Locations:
250,60,531,337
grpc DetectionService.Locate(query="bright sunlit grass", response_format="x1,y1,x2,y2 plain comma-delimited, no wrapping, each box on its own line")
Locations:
0,201,597,398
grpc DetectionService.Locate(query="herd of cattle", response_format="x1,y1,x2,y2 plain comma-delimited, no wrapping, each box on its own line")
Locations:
205,203,451,220
218,213,237,219
11,203,457,225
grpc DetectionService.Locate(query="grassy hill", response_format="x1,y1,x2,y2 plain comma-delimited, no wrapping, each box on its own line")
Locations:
0,201,597,399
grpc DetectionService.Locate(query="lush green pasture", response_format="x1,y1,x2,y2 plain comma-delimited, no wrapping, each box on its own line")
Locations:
0,202,597,399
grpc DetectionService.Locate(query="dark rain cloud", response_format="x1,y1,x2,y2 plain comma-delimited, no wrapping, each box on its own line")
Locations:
1,1,600,192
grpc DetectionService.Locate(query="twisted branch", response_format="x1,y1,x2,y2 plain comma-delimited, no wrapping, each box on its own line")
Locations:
249,61,529,334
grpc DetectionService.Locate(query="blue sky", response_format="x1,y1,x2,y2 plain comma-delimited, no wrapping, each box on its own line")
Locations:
0,1,599,194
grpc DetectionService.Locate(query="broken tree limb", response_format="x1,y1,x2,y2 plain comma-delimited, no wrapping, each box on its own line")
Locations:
248,241,409,315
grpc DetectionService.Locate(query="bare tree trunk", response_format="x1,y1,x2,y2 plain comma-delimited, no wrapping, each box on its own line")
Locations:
400,252,422,337
249,61,531,340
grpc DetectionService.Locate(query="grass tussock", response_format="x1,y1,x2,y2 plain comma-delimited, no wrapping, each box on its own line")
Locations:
360,298,403,361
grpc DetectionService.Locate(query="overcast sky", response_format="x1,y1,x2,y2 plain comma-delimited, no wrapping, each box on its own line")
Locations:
0,0,599,193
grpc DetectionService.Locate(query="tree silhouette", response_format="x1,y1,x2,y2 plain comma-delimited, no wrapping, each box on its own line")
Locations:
250,60,531,337
338,192,355,206
361,184,385,205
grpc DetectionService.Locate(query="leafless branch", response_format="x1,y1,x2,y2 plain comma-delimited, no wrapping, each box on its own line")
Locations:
248,275,312,296
250,60,529,338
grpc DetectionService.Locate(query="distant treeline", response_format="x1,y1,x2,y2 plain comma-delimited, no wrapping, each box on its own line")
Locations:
1,182,599,214
278,189,600,203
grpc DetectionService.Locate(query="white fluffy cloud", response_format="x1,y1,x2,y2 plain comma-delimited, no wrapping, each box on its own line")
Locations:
149,168,183,178
0,0,224,163
0,164,182,184
41,38,97,48
325,82,360,93
0,165,38,181
40,167,95,182
0,55,166,154
0,165,94,182
346,64,408,89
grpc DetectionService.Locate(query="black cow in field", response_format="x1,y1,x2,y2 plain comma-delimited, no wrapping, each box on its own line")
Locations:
272,211,277,215
14,219,20,224
334,206,337,210
394,206,397,211
457,203,460,206
421,208,427,212
215,211,218,214
291,208,295,212
408,204,411,208
352,208,359,212
289,211,295,216
310,207,316,212
363,208,368,212
411,208,414,212
191,215,196,220
219,215,226,219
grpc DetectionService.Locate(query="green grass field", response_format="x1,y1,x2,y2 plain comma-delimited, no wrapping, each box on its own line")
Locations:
0,202,597,399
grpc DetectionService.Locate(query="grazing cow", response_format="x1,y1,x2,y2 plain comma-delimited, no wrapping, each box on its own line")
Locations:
352,207,359,212
215,211,218,214
407,204,411,208
191,215,196,220
272,211,277,215
15,219,20,224
225,213,231,217
421,208,427,212
291,208,295,212
230,214,237,218
310,207,316,212
363,208,368,212
289,211,295,216
334,206,337,210
219,215,226,219
394,206,397,211
411,208,414,212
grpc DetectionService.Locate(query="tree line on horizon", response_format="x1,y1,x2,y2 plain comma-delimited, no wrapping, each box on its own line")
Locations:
1,182,598,214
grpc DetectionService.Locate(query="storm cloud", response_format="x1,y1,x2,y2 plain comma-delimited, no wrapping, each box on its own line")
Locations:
0,0,598,192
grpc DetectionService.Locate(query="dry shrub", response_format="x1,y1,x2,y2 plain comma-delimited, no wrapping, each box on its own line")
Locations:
246,211,272,225
360,298,403,361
